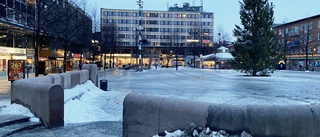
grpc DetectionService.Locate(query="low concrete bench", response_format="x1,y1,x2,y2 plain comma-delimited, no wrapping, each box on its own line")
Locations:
11,64,97,128
123,93,320,137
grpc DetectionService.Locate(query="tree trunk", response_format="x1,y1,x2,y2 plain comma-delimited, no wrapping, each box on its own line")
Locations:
63,50,67,73
148,48,155,69
252,69,257,76
34,33,39,77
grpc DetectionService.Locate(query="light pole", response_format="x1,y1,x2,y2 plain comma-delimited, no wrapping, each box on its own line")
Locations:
312,47,316,71
137,0,144,72
189,32,198,68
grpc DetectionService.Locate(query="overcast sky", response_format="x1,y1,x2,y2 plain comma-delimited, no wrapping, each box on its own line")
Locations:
87,0,320,41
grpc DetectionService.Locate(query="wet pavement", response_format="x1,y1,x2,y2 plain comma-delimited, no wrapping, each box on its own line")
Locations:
104,68,320,105
1,68,320,136
10,121,122,137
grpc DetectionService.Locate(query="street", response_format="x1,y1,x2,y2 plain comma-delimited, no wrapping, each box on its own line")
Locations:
104,68,320,105
1,68,320,106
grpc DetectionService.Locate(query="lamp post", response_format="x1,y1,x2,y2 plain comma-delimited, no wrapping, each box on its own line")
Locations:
312,47,317,71
137,0,144,72
188,32,198,68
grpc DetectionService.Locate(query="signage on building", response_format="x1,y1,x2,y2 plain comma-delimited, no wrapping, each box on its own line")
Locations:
0,47,26,54
203,40,210,43
8,60,25,81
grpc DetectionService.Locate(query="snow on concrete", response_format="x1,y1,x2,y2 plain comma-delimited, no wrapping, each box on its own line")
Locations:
1,67,320,125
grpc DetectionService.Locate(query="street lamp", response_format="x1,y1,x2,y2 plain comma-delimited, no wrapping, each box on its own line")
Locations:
312,47,317,71
136,0,144,72
189,32,198,68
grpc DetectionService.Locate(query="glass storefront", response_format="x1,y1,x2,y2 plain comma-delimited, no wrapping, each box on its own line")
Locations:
0,47,27,76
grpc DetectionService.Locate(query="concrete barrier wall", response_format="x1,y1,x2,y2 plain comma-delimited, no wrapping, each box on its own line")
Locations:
11,81,64,128
80,70,89,84
82,64,97,86
10,65,96,128
123,93,210,137
59,73,71,89
123,93,320,137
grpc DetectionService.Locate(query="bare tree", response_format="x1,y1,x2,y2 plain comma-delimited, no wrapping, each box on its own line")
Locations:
50,0,91,72
299,22,311,70
274,27,289,70
162,34,174,68
215,24,232,45
28,0,64,76
188,26,201,68
101,21,118,68
72,0,92,70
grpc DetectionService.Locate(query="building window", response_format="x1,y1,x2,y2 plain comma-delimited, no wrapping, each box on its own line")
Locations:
318,33,320,41
300,24,303,31
309,22,313,29
309,34,313,42
318,20,320,28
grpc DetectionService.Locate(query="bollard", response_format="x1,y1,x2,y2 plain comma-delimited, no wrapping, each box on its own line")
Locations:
100,79,108,91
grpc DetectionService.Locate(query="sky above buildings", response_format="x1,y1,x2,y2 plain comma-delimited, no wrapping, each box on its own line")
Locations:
87,0,320,41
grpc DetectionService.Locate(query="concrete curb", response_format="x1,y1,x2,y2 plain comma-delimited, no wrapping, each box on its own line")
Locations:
123,93,320,137
11,64,98,128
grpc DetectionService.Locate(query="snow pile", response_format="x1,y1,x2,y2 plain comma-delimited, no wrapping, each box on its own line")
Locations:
153,122,252,137
0,104,39,122
0,80,129,124
63,80,129,125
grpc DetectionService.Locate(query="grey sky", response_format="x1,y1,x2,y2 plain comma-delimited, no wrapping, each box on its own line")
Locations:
88,0,320,41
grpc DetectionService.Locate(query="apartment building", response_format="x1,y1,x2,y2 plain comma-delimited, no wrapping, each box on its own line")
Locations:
0,0,92,75
273,14,320,71
0,0,36,75
100,2,214,67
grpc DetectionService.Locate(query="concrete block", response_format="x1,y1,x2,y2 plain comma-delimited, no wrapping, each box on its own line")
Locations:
123,93,165,137
82,64,97,85
11,81,64,128
158,97,210,133
80,70,89,84
21,75,54,84
308,105,320,136
49,75,62,86
67,71,81,88
207,105,320,137
11,80,37,108
59,73,70,89
207,105,249,133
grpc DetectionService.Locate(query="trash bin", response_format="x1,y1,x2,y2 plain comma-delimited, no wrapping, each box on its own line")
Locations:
100,79,108,91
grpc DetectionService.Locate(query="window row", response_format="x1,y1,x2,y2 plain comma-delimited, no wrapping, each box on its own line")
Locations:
118,34,213,41
103,19,212,26
116,26,213,33
103,11,212,19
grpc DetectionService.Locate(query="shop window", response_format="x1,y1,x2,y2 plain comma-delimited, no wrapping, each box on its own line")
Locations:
8,0,13,8
0,5,6,18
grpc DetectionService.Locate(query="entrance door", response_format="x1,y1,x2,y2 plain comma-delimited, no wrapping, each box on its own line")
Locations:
38,61,46,74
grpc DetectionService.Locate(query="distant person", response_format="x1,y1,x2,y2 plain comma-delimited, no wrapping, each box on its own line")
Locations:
299,64,302,70
155,60,158,69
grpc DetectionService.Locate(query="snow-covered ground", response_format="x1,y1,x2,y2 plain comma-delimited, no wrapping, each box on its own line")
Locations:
0,67,320,135
0,80,129,124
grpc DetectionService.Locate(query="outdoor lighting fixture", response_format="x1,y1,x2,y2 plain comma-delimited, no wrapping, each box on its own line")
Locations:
186,39,200,42
136,0,144,7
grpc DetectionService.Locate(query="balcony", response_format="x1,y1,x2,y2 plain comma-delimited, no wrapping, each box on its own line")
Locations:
288,30,299,36
288,41,300,47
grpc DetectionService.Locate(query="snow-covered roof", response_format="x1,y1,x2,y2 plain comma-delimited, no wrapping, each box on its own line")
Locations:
197,46,234,61
217,46,230,53
215,52,234,60
201,53,215,61
218,46,228,50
